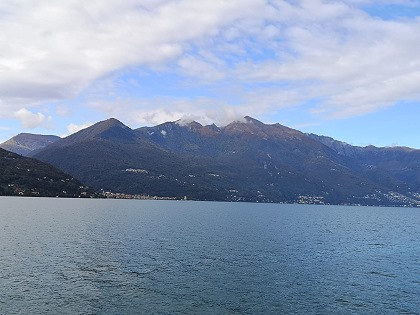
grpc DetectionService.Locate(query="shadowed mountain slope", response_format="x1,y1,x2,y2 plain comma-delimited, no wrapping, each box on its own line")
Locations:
309,134,420,197
29,117,420,206
0,148,94,197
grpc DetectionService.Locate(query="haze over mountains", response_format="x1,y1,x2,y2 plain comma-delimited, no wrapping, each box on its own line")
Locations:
2,116,418,206
0,133,60,156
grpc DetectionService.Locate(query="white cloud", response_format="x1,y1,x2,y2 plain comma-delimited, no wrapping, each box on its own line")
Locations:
205,106,247,126
231,0,420,119
67,122,94,135
13,108,47,129
1,0,420,127
85,95,250,127
56,105,70,117
177,114,207,126
177,54,226,81
0,0,266,112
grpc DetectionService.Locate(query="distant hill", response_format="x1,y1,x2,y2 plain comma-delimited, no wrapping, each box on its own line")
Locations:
29,116,420,206
0,148,95,197
0,133,60,156
308,133,420,199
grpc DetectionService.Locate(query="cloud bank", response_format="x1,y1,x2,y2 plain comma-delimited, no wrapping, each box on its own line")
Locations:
0,0,419,127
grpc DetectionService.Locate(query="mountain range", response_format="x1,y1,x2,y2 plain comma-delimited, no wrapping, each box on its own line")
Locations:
2,116,418,206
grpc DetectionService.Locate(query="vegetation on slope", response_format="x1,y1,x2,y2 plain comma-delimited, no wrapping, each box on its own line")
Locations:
0,148,96,197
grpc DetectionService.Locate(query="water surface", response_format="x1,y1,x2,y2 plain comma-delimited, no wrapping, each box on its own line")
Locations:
0,197,419,314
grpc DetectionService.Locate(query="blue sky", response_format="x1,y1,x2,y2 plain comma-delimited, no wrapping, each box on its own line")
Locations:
1,0,420,148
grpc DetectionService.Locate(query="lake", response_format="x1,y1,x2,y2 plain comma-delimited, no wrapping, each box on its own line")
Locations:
0,197,419,314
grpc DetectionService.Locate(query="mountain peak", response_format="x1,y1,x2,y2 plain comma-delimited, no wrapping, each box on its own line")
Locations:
88,117,129,131
223,116,264,127
57,117,135,145
223,116,268,136
97,117,126,128
244,116,264,124
0,133,60,156
175,119,203,129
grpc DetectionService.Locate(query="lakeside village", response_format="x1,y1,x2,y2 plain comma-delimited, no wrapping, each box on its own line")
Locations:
101,190,420,207
102,189,324,203
102,190,326,204
101,190,182,201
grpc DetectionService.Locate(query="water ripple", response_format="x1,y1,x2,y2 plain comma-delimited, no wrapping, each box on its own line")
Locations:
0,198,419,314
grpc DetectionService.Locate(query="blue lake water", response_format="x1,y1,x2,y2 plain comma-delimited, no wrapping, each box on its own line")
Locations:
0,197,419,314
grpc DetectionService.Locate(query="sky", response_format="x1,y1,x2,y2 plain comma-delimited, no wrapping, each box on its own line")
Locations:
1,0,420,148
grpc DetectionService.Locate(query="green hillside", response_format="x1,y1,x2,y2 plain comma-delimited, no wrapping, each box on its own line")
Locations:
0,148,95,197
